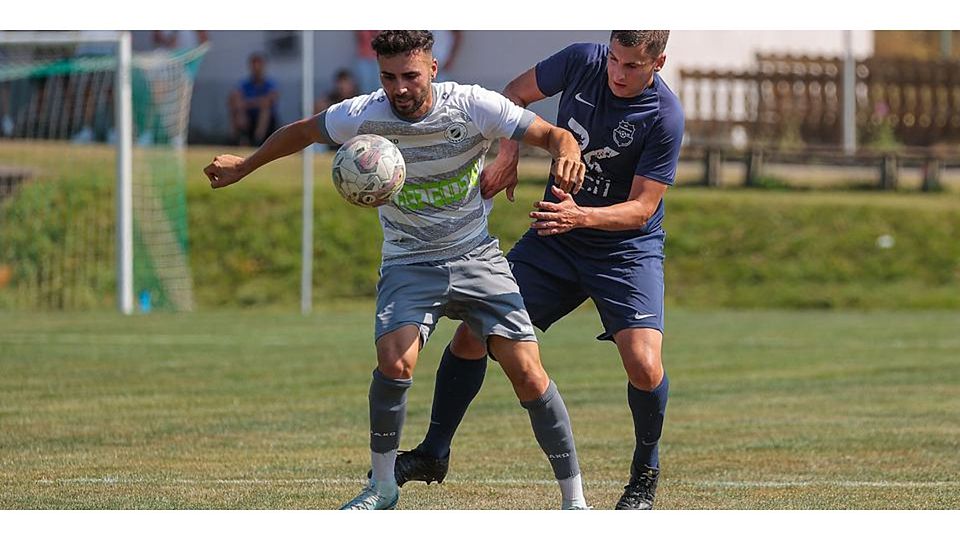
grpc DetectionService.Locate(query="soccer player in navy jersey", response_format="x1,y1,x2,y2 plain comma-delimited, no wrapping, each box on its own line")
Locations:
392,31,684,510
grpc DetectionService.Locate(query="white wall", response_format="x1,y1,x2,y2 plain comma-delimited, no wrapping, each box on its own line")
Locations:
152,30,873,142
665,30,873,78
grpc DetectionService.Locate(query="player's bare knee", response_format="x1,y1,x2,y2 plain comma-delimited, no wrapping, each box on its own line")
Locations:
624,354,663,391
616,329,664,391
504,361,550,400
375,343,416,379
487,337,549,398
627,372,661,392
377,357,414,379
512,372,550,401
450,323,487,359
375,326,421,379
622,344,663,390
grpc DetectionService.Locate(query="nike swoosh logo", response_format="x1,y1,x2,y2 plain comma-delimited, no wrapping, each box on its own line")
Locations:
574,92,594,107
633,313,657,320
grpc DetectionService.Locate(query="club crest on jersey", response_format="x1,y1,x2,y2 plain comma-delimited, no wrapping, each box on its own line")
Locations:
613,120,635,148
445,122,468,143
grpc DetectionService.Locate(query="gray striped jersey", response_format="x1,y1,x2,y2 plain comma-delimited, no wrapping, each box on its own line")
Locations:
319,82,535,266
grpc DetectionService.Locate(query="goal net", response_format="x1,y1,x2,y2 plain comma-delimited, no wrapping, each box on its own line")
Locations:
0,32,207,312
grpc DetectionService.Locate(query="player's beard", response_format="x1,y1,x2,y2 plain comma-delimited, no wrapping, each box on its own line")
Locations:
390,88,429,120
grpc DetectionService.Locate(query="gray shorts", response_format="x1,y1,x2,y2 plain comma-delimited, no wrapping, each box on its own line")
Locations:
374,237,537,347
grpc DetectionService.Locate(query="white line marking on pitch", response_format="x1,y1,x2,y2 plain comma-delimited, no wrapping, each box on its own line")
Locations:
34,477,960,489
0,334,312,347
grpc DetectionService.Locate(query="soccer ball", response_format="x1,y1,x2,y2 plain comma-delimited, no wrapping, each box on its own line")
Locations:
331,134,406,208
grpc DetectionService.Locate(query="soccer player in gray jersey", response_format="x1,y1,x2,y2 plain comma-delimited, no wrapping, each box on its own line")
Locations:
203,31,589,510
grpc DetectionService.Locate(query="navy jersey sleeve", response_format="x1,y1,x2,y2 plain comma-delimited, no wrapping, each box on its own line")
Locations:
534,43,603,97
634,97,685,186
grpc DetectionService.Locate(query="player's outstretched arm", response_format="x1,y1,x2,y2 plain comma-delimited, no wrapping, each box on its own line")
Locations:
204,114,331,189
481,68,548,201
521,116,585,195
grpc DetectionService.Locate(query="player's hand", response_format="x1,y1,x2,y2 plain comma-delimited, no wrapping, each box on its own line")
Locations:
480,152,520,201
204,154,248,189
550,155,585,195
529,185,588,236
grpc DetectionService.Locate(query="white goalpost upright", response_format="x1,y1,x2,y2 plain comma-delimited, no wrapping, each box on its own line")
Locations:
0,30,134,314
116,31,134,314
301,30,315,315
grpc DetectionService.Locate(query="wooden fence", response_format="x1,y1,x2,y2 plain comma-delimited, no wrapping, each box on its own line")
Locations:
678,54,960,148
683,145,958,191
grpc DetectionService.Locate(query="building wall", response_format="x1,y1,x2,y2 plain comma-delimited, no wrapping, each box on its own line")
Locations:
142,30,873,143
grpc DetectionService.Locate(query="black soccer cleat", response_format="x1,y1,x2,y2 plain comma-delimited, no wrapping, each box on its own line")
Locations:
615,465,660,510
366,448,449,487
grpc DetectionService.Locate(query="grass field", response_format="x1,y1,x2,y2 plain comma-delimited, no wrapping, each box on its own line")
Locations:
2,306,958,510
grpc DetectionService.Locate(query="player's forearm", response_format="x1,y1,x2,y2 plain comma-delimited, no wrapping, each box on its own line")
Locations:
580,200,655,231
239,118,316,176
546,127,580,162
496,139,521,164
499,71,544,164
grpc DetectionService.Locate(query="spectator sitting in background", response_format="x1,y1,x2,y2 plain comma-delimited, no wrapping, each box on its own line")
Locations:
314,69,360,113
312,69,360,152
228,52,279,146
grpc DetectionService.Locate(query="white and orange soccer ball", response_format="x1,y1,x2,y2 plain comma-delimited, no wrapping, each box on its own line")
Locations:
331,134,406,208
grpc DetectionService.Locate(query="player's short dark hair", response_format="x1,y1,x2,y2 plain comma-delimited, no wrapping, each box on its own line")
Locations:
371,31,434,57
610,31,670,58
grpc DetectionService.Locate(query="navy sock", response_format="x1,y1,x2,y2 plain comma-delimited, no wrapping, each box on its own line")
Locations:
417,345,487,459
627,372,669,474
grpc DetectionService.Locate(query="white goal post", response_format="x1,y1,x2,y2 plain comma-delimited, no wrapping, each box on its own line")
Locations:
301,30,314,315
0,30,135,314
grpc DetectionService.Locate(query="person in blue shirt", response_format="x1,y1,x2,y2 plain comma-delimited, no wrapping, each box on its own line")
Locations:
228,52,279,146
388,31,684,510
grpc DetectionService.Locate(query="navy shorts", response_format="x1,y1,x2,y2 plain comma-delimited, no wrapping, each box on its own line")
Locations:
507,231,665,341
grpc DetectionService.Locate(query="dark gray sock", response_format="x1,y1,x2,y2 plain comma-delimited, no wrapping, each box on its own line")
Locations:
520,380,581,480
369,369,412,453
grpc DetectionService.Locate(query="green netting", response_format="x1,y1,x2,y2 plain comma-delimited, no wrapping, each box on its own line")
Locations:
0,42,207,311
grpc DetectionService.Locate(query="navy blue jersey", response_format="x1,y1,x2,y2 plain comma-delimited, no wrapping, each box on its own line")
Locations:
533,42,684,248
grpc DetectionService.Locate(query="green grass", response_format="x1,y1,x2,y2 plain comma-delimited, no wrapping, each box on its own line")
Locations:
2,306,958,509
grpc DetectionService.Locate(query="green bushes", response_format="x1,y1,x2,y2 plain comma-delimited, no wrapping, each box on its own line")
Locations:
3,154,959,310
663,189,960,309
188,181,960,310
